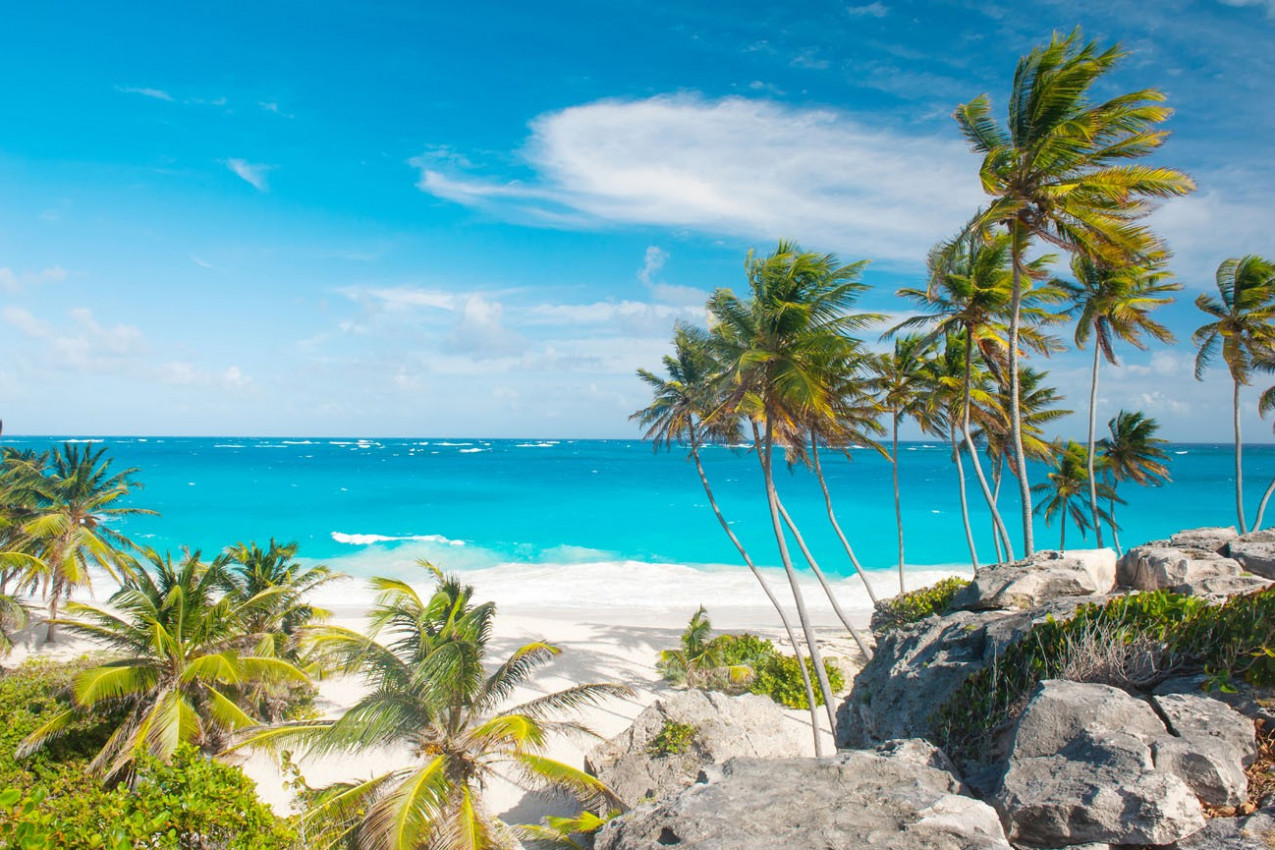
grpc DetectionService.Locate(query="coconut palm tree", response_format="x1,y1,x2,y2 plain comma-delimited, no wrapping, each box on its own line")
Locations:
0,591,29,657
1193,255,1275,533
632,323,821,751
240,568,628,850
18,548,308,782
220,539,342,660
1060,251,1179,547
1097,410,1170,552
1032,440,1117,550
708,241,876,727
17,443,156,640
954,28,1195,556
870,335,934,591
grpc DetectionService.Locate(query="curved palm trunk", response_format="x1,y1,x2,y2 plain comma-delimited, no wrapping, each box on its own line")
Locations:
1108,489,1123,555
776,498,873,660
892,414,905,594
809,434,879,607
1235,378,1249,534
755,421,839,735
1060,502,1067,551
962,327,1014,563
686,427,821,754
1085,342,1105,548
950,423,979,570
1009,229,1035,556
1254,476,1275,533
990,459,1006,562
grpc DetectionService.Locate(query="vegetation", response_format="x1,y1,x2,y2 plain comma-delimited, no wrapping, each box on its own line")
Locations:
645,721,698,757
870,577,971,635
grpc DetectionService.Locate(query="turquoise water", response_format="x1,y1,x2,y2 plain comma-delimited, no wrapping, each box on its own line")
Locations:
4,436,1269,580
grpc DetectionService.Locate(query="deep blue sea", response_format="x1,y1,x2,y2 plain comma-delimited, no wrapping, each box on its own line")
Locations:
5,436,1268,586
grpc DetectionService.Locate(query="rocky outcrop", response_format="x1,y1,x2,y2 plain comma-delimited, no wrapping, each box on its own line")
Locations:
1165,807,1275,849
950,549,1116,611
1117,545,1245,591
595,740,1013,850
584,690,809,806
1169,526,1239,554
993,680,1256,847
1225,529,1275,579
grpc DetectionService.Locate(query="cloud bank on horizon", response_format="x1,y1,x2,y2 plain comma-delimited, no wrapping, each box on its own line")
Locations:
0,0,1272,441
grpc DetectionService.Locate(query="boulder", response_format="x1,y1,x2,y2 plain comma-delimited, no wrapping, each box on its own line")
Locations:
950,550,1116,611
1169,526,1239,554
1166,807,1275,849
595,740,1013,850
1225,539,1275,580
1150,691,1257,807
1172,574,1274,600
1116,546,1243,591
584,690,810,807
993,680,1206,847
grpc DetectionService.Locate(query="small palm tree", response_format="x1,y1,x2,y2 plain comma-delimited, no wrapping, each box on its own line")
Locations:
18,549,308,781
1098,410,1170,552
955,28,1195,556
240,567,629,850
1032,440,1118,551
220,539,341,657
1061,252,1179,546
0,590,29,657
1193,255,1275,533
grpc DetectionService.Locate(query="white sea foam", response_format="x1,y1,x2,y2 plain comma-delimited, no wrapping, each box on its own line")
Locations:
331,531,466,547
459,448,487,454
436,441,473,447
214,444,246,448
64,438,102,443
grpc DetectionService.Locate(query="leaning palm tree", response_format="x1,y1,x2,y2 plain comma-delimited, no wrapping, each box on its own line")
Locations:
1032,440,1116,550
1193,255,1275,533
18,549,308,782
239,567,628,850
18,443,156,640
632,324,822,750
954,28,1195,556
708,241,877,728
1098,410,1170,552
1060,251,1179,546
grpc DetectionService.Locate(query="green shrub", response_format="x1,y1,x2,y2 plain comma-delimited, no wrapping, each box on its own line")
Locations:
749,653,845,709
645,721,697,757
870,577,970,635
932,588,1275,761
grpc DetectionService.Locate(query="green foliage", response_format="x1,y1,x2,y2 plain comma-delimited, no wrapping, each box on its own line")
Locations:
0,659,297,849
933,588,1275,760
517,810,618,850
645,721,698,757
870,577,971,635
750,653,845,710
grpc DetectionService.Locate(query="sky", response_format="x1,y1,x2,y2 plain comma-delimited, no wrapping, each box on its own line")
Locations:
0,0,1272,440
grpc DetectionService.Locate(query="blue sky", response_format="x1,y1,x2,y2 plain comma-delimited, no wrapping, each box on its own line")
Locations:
1,0,1272,439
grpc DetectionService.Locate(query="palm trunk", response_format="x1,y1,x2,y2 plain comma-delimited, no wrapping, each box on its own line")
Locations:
1235,378,1248,534
991,459,1007,562
45,585,59,644
776,497,873,660
1254,475,1275,533
962,326,1015,562
1060,502,1067,551
1009,226,1035,556
950,423,979,570
809,433,879,607
755,421,839,735
1086,342,1105,548
1109,491,1123,555
686,424,821,754
892,413,905,594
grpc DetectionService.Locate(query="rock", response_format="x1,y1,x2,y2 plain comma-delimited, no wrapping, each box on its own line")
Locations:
951,550,1116,611
595,741,1013,850
584,690,809,807
1116,545,1243,591
1169,526,1239,554
1151,692,1256,807
1225,540,1275,580
1172,574,1274,599
1152,691,1258,763
993,680,1206,847
1165,807,1275,849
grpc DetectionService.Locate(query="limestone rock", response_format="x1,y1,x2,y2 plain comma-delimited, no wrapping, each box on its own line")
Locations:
1166,807,1275,849
1169,526,1239,554
1225,539,1275,579
584,689,809,807
951,550,1116,612
1172,574,1274,600
1151,691,1256,807
1116,545,1243,591
595,741,1013,850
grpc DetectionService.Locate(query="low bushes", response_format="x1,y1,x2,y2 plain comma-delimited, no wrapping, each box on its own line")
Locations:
870,576,970,635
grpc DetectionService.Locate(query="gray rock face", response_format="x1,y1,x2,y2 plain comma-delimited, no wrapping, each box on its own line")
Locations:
595,741,1013,850
1172,574,1274,600
1226,539,1275,579
993,681,1207,847
951,550,1117,611
1169,526,1239,554
1166,808,1275,849
1151,691,1257,807
584,690,810,807
1117,545,1244,591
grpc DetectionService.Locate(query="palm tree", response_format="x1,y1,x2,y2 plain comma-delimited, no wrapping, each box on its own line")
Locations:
1193,255,1275,533
0,591,29,658
1060,251,1179,547
1098,410,1170,552
18,443,156,640
1032,440,1116,550
240,568,628,850
220,539,341,658
954,29,1195,556
870,336,933,591
708,241,876,729
18,549,308,782
632,323,821,751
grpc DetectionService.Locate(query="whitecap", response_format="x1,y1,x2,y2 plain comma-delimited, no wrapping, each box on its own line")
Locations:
459,448,487,454
331,531,465,547
214,444,245,448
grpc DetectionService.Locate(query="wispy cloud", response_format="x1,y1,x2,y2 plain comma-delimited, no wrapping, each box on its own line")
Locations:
115,85,173,101
226,159,273,192
847,2,889,17
637,246,667,287
0,266,68,294
259,101,294,118
1217,0,1275,15
415,94,984,264
3,306,146,372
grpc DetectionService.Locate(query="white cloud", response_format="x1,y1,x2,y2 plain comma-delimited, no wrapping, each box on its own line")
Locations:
415,94,984,263
191,256,214,269
4,306,146,372
1149,189,1275,285
222,366,252,387
637,246,668,287
116,85,173,101
447,295,527,359
0,266,67,294
847,2,889,16
258,101,294,118
226,159,273,192
1217,0,1275,15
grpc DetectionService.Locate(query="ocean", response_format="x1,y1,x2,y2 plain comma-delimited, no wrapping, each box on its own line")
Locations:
3,436,1267,614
